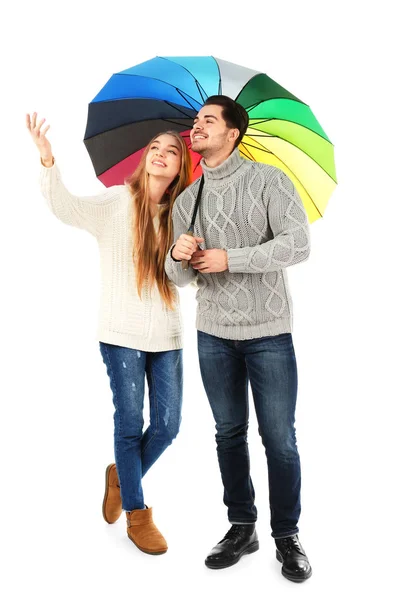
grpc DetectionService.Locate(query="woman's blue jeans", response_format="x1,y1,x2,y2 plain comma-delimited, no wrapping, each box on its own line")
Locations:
100,342,183,511
198,331,301,539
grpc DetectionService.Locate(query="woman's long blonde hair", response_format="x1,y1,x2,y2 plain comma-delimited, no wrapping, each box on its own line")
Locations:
125,131,192,310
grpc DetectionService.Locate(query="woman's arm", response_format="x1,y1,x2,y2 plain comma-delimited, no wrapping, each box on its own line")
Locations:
40,162,124,237
28,112,123,237
165,199,201,287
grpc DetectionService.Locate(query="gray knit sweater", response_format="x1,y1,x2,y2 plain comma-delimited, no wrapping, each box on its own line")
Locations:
165,149,310,340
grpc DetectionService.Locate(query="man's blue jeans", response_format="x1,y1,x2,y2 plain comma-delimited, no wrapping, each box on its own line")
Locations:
100,342,183,512
198,331,301,539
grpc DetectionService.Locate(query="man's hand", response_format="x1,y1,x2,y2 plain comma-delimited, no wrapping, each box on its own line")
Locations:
190,249,228,273
171,234,205,261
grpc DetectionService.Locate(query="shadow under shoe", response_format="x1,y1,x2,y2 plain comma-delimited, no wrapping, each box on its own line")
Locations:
102,463,122,524
205,524,259,569
275,534,312,582
126,507,168,555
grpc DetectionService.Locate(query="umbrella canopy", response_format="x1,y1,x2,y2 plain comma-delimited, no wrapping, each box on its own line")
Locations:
84,56,337,222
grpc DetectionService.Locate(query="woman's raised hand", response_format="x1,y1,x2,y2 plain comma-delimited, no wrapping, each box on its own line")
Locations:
26,112,53,166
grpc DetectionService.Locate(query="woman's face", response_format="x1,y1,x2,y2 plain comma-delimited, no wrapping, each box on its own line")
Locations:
145,134,182,182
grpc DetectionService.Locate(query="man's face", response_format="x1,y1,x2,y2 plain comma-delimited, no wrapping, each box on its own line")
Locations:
190,105,235,157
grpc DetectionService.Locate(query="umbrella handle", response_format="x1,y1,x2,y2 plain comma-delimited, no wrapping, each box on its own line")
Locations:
182,230,194,271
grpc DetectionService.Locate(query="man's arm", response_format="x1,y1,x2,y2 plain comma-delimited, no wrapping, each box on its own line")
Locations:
227,170,310,274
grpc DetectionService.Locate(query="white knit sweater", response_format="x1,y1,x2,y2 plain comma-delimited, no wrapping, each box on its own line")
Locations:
40,163,183,352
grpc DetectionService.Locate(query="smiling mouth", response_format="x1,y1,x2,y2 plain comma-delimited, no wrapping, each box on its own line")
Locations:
152,161,167,167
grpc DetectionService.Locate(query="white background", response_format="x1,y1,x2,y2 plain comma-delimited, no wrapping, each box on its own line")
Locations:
1,1,399,598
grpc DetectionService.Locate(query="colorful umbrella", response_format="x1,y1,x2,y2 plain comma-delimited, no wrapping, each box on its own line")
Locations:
84,56,337,222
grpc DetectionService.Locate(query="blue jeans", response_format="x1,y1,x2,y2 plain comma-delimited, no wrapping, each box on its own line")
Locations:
100,342,183,511
198,331,301,539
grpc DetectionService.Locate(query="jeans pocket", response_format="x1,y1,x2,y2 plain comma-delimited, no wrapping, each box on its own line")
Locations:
270,333,294,351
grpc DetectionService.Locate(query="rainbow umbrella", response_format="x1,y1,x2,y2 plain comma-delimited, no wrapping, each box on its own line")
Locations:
84,56,337,222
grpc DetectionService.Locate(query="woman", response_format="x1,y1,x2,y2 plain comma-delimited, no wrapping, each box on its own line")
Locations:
27,112,192,555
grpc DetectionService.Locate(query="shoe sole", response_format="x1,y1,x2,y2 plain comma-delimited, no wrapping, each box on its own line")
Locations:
205,540,259,569
127,534,168,555
276,550,312,582
102,463,121,524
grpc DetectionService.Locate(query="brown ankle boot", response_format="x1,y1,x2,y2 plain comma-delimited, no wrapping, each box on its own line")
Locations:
102,463,122,524
126,507,168,555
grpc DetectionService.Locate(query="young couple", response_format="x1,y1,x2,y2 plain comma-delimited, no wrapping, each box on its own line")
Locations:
27,94,311,582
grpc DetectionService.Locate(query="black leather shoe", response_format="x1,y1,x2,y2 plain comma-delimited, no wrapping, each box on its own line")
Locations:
205,524,259,569
275,535,312,582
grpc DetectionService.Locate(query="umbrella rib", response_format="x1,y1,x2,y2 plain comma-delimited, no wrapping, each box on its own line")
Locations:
175,88,200,111
233,74,304,105
245,97,308,113
242,141,323,218
249,117,334,146
162,118,194,129
241,145,257,162
84,118,193,142
159,57,209,104
84,99,195,139
114,70,204,111
246,99,330,142
162,100,197,119
195,80,208,103
247,131,337,184
212,55,222,95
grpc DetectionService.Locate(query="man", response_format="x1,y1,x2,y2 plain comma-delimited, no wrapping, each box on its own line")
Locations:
165,95,312,582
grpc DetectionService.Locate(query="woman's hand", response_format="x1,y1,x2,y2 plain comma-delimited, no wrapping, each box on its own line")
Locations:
172,234,204,261
26,112,53,166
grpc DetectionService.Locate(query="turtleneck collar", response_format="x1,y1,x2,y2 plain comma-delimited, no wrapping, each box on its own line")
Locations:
200,148,247,186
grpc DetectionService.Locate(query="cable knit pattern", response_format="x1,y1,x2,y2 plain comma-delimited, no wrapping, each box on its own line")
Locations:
40,162,182,352
165,149,310,340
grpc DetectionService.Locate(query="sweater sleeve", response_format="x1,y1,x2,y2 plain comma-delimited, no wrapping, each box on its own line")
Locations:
40,162,125,238
165,193,197,288
227,170,310,273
